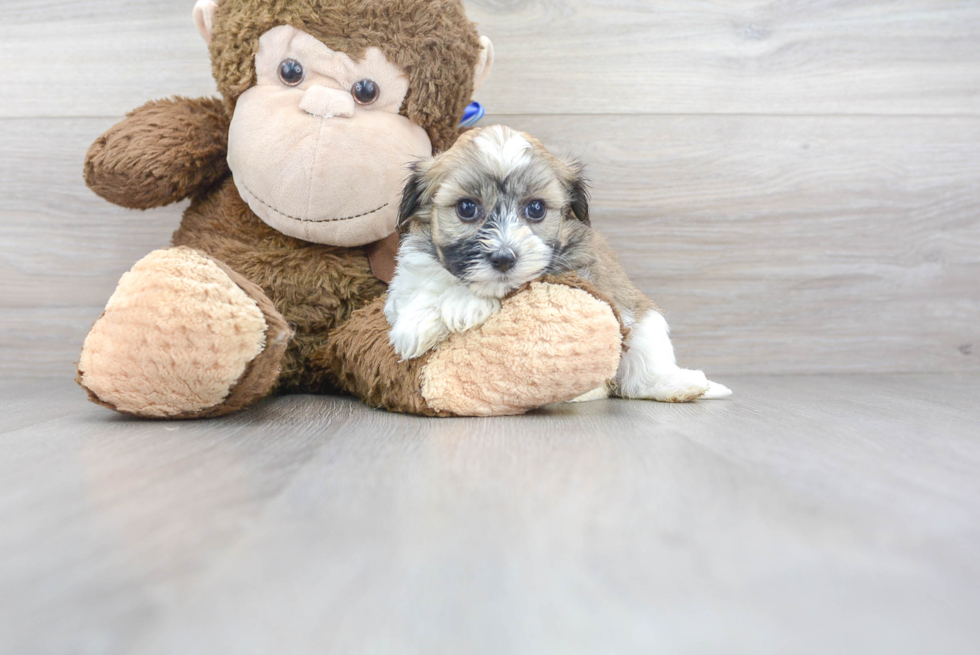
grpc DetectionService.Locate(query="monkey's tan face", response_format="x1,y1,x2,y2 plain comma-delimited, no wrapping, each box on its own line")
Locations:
228,25,432,247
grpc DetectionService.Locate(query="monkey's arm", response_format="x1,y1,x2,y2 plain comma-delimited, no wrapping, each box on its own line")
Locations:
320,274,627,416
85,97,230,209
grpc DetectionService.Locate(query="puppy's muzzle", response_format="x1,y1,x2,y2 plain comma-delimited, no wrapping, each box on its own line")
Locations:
489,249,517,273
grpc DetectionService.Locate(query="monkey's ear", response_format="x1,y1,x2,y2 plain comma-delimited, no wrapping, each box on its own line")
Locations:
397,162,429,234
194,0,219,45
565,161,591,226
473,36,495,92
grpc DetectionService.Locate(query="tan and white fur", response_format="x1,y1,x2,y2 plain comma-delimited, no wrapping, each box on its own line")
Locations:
385,125,731,402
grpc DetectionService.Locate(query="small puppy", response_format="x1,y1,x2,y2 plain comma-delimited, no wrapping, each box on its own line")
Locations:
384,125,730,402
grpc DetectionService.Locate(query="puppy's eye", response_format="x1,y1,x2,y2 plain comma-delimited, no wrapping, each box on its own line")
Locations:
456,199,481,221
278,59,305,86
525,200,547,221
352,79,380,105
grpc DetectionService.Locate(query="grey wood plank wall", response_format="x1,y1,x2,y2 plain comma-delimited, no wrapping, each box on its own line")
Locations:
1,0,978,377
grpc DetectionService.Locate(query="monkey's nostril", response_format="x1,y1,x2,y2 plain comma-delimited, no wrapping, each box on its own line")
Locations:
490,250,517,273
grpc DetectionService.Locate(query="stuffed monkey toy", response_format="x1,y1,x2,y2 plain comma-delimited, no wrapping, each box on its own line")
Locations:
76,0,625,418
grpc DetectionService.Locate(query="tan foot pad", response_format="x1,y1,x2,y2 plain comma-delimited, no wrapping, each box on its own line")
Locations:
421,281,623,416
77,247,271,418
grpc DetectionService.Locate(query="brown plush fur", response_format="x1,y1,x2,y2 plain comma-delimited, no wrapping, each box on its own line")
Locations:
81,1,484,416
209,0,481,152
206,258,294,417
85,97,230,209
171,180,387,394
317,296,447,416
78,0,625,418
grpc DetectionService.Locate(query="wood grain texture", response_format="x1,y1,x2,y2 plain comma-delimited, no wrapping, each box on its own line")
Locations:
0,3,217,118
2,1,980,118
0,118,182,309
2,115,977,376
1,376,979,654
469,0,980,116
2,1,979,375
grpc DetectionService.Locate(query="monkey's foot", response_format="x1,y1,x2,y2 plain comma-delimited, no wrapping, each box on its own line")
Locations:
419,279,623,416
77,247,292,418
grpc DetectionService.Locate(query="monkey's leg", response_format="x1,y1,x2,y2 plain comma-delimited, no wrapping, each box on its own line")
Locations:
319,276,625,417
77,247,292,419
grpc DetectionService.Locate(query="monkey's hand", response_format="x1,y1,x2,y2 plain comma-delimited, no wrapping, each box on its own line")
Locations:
85,97,230,209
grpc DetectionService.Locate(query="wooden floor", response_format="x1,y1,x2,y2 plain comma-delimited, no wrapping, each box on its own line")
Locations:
2,375,978,654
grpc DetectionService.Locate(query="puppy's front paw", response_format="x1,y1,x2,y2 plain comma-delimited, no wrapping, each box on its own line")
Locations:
626,368,710,403
389,312,448,361
440,286,500,333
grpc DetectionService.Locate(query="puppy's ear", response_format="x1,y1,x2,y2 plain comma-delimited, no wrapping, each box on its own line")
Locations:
564,160,591,226
397,161,429,234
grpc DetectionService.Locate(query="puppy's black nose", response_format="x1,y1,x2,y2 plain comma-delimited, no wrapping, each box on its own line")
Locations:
490,250,517,273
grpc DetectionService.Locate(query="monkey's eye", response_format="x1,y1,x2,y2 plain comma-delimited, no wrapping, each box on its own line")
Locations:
525,200,547,221
351,79,380,105
456,199,481,221
278,59,305,86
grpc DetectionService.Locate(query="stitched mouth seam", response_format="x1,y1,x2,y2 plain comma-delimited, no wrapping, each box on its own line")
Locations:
241,182,389,223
